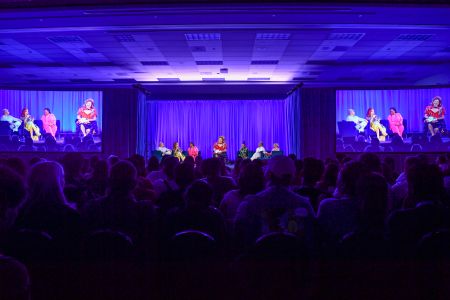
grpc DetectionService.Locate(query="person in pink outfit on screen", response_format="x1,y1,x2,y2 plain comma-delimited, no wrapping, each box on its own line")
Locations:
387,107,404,138
188,142,199,161
41,108,57,138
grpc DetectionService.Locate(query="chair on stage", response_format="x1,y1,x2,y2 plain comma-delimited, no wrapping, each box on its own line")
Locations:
337,121,358,138
151,150,164,162
380,119,408,138
34,119,61,139
0,121,11,136
270,150,283,157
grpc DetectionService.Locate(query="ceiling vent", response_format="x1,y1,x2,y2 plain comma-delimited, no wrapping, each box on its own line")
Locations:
88,62,116,67
185,33,221,41
256,33,291,40
141,61,169,66
293,77,316,81
34,62,64,67
202,78,225,81
70,79,94,83
328,33,365,41
114,35,136,43
191,46,207,52
157,78,181,82
247,77,271,81
251,60,279,65
196,61,223,65
396,34,433,41
47,35,85,44
81,48,99,54
113,78,137,83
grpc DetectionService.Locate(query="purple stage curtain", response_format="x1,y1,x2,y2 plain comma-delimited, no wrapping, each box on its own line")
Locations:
336,88,450,133
148,99,288,160
0,89,102,132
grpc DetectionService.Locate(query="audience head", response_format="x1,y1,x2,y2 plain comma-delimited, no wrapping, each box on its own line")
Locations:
407,163,445,205
202,158,222,178
337,161,365,198
266,155,296,187
185,180,213,210
162,156,179,179
27,161,66,206
302,157,325,186
356,173,388,228
0,256,30,300
238,161,265,196
175,162,195,189
109,160,137,194
92,159,108,179
147,156,160,172
184,155,195,165
359,152,382,174
0,167,26,218
127,154,146,177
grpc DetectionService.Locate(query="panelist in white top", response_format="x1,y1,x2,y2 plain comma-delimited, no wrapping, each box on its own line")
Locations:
346,108,368,133
251,141,267,161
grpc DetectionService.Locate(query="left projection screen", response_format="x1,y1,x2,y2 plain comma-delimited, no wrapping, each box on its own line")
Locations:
0,89,102,153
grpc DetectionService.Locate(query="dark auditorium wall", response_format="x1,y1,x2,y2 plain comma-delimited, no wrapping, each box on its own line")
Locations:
300,88,336,159
102,88,138,158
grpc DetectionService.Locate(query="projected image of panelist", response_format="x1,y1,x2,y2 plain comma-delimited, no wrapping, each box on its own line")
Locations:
346,108,368,133
76,98,98,137
366,108,387,141
41,108,58,138
424,96,446,136
21,108,41,142
1,109,22,133
387,107,404,139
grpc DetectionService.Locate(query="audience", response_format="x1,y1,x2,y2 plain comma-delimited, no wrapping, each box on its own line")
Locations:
0,151,449,299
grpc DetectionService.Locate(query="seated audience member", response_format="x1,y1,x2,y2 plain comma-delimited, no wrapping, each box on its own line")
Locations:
339,173,390,259
157,162,195,215
390,156,421,212
14,161,81,244
387,163,448,257
128,154,155,202
234,156,315,249
157,142,172,156
82,160,155,242
0,167,26,239
147,156,160,174
0,255,30,300
317,161,366,247
358,152,382,174
294,157,324,212
151,156,180,198
315,161,339,201
201,158,237,207
85,159,109,201
162,180,226,243
219,162,265,226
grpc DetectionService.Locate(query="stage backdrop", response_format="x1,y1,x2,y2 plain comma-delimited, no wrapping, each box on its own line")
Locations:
336,87,450,133
147,99,290,160
0,89,102,132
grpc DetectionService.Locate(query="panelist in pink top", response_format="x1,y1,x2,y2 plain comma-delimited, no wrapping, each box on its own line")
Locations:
188,142,199,161
387,107,404,138
41,108,57,138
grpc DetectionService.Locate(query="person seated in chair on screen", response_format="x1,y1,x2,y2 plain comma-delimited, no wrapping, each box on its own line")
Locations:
41,108,57,138
157,141,172,156
1,109,21,133
424,96,446,137
366,108,387,142
76,98,97,137
21,108,41,142
346,109,368,133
